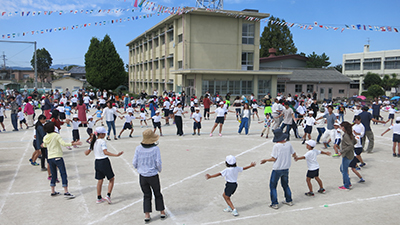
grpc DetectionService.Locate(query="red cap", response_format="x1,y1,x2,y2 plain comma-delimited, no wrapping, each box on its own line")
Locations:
74,95,77,97
172,97,176,100
295,95,298,97
223,101,226,103
191,98,194,101
194,96,197,98
18,107,22,110
217,95,219,97
27,96,32,99
253,99,256,102
131,97,134,99
41,96,45,99
112,103,116,106
54,99,58,102
128,103,132,106
141,108,144,111
165,97,169,100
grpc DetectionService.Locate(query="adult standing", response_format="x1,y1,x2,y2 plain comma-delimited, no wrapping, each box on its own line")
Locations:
203,94,212,120
132,129,166,222
260,128,297,209
317,105,337,149
271,99,282,130
263,95,272,117
65,88,71,99
123,94,130,112
359,106,386,153
32,88,39,100
309,99,319,119
315,108,326,144
338,122,356,190
278,102,296,141
371,101,382,124
15,91,23,106
35,115,49,172
173,102,186,136
23,98,35,127
43,94,52,120
9,96,19,131
102,101,118,140
238,103,252,135
77,100,88,127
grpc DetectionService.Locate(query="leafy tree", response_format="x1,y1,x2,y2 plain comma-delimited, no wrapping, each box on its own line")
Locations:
363,72,382,89
381,73,400,91
260,16,297,57
30,48,52,82
306,52,331,68
85,35,126,90
329,64,342,73
367,84,385,98
63,65,79,71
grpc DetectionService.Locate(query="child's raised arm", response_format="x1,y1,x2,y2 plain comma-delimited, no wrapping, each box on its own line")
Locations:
243,162,256,170
260,157,276,164
381,128,391,136
205,173,221,180
321,150,331,156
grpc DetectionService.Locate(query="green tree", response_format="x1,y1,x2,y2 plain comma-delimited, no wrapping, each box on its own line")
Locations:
363,72,382,89
30,48,52,82
306,52,331,68
367,84,385,98
63,65,79,71
85,35,125,90
382,73,400,91
328,64,342,73
260,16,297,57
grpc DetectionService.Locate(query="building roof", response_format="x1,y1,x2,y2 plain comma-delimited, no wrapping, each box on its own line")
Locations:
171,69,291,75
68,66,86,74
51,76,84,83
260,54,308,63
261,68,352,83
126,8,270,46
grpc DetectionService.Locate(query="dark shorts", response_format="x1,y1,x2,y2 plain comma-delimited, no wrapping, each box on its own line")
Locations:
153,121,161,129
95,158,115,180
59,112,66,120
19,119,26,124
393,134,400,143
72,129,80,141
389,114,395,119
252,108,258,113
349,157,360,168
297,115,304,119
334,138,341,145
354,147,363,155
0,116,4,123
190,107,195,113
194,122,201,129
215,117,225,124
123,122,133,130
306,169,319,178
33,139,36,149
72,103,77,107
164,109,170,117
224,182,238,197
100,103,106,109
304,125,312,134
87,128,93,136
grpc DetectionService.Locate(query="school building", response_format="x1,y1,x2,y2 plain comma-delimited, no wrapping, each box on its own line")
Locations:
126,8,292,99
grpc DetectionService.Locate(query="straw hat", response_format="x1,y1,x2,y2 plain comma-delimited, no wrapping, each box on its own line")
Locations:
141,129,159,145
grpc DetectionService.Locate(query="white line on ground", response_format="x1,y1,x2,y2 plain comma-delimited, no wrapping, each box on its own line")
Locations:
164,205,178,225
71,149,90,215
0,141,30,215
86,141,269,224
201,192,400,225
108,142,138,176
20,130,28,141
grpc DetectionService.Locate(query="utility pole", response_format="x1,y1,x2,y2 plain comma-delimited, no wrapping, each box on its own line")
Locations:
1,52,6,69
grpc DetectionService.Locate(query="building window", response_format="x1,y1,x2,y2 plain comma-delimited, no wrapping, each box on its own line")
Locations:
149,62,152,70
161,60,165,68
338,89,345,94
144,43,147,51
23,74,30,79
363,58,381,70
149,42,152,49
344,59,360,71
203,80,252,96
161,35,165,45
178,61,183,69
295,84,302,93
178,34,183,43
277,84,285,93
384,57,400,69
307,84,313,93
144,63,147,71
169,59,173,68
155,61,159,69
241,52,254,70
242,23,255,45
169,33,174,42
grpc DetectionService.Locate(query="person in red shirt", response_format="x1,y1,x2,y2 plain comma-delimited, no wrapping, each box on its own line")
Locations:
203,94,211,120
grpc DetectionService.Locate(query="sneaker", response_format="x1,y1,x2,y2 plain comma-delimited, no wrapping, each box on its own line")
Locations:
261,133,264,137
129,135,133,138
66,146,72,150
332,154,339,157
160,213,167,219
198,133,200,136
219,133,222,137
41,168,47,171
96,198,106,204
31,162,39,166
192,133,195,135
104,196,112,204
50,191,60,197
231,209,239,216
327,144,331,147
338,186,350,190
209,133,213,137
359,163,366,167
358,178,365,183
302,140,305,144
29,158,32,162
317,142,321,144
393,153,397,157
305,192,314,196
269,204,279,209
118,135,121,139
355,167,361,171
223,206,232,212
282,201,294,206
317,188,325,194
64,192,75,199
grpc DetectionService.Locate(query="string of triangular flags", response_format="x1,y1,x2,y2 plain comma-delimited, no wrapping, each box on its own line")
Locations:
1,0,183,17
264,19,399,33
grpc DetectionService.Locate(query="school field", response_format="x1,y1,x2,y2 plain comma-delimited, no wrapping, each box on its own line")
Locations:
0,108,399,225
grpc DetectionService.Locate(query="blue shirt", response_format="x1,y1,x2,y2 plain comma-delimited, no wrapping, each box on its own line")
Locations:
359,111,373,131
132,145,162,177
65,106,71,115
323,113,336,130
372,104,381,116
149,103,158,117
96,110,102,118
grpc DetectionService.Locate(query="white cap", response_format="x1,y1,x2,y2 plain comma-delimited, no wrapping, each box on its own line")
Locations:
127,109,133,113
226,155,236,165
334,122,340,126
219,102,224,105
335,113,339,116
73,114,79,119
155,110,160,114
305,140,316,148
95,126,107,134
195,107,200,111
396,117,400,122
88,115,93,120
308,111,314,114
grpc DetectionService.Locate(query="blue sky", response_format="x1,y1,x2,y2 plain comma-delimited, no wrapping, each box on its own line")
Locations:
0,0,399,69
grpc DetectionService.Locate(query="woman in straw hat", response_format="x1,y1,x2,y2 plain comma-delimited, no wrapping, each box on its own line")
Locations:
133,129,166,222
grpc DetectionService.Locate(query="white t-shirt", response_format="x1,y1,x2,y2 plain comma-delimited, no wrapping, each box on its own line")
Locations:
163,101,170,110
140,112,146,120
0,107,4,117
315,114,326,128
173,107,183,116
72,120,81,130
83,96,91,104
335,128,342,139
125,115,135,123
220,167,244,183
215,107,225,117
304,116,316,126
252,103,258,109
192,112,202,122
353,108,362,116
271,142,295,170
17,111,25,120
296,106,306,115
352,123,365,138
99,98,106,104
194,99,199,104
389,108,397,114
60,97,67,104
71,97,78,103
56,106,65,113
102,107,117,122
87,120,96,129
271,103,280,114
304,149,321,171
243,109,250,118
93,138,108,159
389,124,400,135
190,101,194,107
152,115,161,123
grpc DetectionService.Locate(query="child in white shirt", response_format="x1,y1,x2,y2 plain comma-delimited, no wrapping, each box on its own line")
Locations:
72,115,81,147
386,104,398,125
192,108,202,135
190,99,195,119
206,155,255,217
382,116,400,157
84,126,123,204
295,140,331,196
139,108,147,128
118,110,136,138
332,123,342,157
148,111,164,136
251,100,260,121
18,108,29,129
86,115,98,144
0,103,5,131
302,111,316,144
